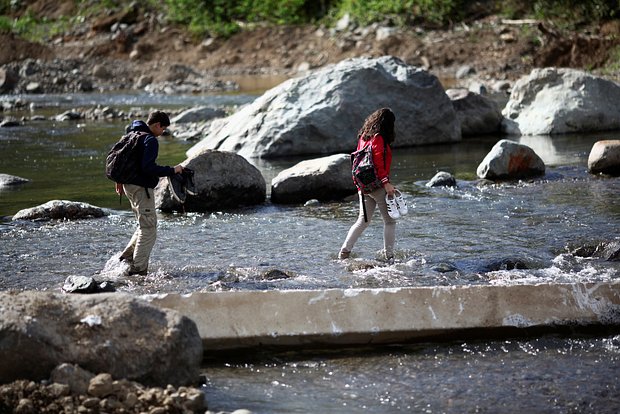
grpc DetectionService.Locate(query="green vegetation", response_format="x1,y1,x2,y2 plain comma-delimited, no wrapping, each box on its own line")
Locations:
500,0,620,28
334,0,464,27
0,0,618,39
601,44,620,75
0,11,73,42
163,0,329,37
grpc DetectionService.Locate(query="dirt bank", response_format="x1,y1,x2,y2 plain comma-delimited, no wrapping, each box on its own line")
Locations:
1,7,619,95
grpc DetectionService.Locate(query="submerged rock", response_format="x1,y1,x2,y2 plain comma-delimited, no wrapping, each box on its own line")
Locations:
572,241,620,262
426,171,457,187
12,200,106,221
271,153,355,204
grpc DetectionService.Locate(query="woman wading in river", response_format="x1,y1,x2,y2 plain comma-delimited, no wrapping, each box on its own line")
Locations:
339,107,406,262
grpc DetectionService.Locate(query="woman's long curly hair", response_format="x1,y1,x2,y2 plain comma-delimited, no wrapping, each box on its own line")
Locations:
358,107,395,145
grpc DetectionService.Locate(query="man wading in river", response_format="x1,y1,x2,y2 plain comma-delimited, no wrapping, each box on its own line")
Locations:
114,110,183,276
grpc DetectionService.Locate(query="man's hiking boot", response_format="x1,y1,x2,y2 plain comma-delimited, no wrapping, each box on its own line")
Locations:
168,168,196,203
182,168,196,195
168,173,187,203
127,267,148,276
119,254,133,264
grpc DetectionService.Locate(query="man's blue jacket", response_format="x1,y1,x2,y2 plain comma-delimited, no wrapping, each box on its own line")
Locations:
126,120,175,189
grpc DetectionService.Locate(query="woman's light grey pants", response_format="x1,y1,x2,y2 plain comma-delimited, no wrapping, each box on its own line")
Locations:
340,187,396,258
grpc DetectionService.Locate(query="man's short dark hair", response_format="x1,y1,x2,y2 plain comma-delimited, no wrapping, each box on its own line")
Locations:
146,110,170,127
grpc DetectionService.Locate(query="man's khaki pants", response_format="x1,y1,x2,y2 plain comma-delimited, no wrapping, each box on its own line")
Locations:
121,184,157,273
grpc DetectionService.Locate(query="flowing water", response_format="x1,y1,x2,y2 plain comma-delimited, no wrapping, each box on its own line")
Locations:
1,90,619,412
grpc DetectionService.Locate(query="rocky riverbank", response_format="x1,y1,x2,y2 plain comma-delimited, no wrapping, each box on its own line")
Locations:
1,10,619,97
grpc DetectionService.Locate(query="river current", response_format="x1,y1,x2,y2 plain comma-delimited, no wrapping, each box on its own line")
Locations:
1,90,619,413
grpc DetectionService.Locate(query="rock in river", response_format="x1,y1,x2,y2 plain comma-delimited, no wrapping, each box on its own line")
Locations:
187,55,460,159
12,200,106,221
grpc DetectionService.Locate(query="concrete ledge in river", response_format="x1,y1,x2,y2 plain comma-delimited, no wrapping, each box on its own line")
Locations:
145,282,620,351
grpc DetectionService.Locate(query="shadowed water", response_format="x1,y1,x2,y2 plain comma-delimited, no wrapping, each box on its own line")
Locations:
202,334,620,413
1,91,619,412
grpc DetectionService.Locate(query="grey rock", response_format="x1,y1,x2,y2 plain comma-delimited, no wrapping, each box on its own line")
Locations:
92,64,112,79
476,139,545,180
55,110,82,121
25,82,41,93
62,276,116,294
426,171,457,187
502,68,620,135
0,68,19,92
0,173,29,187
50,364,95,395
455,65,475,79
447,88,503,136
187,56,460,159
134,75,153,89
77,78,93,92
0,119,21,127
171,106,226,124
155,150,266,213
12,200,106,221
271,153,355,204
588,140,620,176
0,291,203,386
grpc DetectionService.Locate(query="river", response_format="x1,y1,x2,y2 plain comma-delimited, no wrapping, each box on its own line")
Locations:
0,89,619,413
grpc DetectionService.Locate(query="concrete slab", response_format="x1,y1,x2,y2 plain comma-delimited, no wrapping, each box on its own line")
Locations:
145,282,620,351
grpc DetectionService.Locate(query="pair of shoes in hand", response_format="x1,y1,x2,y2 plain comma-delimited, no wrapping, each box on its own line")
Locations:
386,189,408,219
168,168,196,203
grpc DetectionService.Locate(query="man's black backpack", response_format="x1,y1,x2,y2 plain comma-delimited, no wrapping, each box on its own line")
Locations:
105,131,147,184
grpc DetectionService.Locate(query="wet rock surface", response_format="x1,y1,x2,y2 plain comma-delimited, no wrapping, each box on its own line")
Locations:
12,200,106,221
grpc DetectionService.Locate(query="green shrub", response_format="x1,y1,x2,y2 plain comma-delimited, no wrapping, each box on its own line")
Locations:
163,0,327,37
500,0,620,26
335,0,463,27
0,15,11,33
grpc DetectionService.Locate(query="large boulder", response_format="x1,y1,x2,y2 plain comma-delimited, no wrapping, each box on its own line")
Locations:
588,140,620,176
187,56,460,159
502,68,620,135
446,88,503,136
271,154,356,204
12,200,106,221
477,139,545,180
155,150,266,213
0,291,203,386
171,106,227,124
